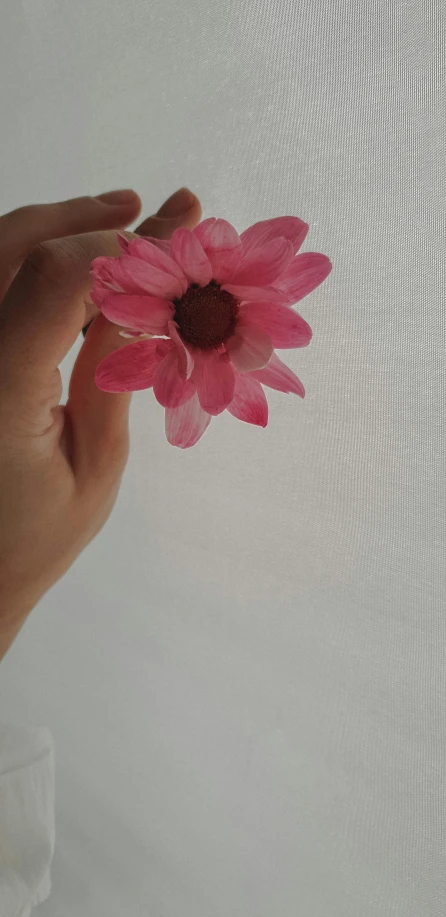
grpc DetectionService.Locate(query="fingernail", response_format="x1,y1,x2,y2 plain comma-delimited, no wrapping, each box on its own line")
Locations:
96,189,139,205
156,187,196,218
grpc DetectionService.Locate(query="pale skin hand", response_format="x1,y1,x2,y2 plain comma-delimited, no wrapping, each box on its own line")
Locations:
0,187,202,661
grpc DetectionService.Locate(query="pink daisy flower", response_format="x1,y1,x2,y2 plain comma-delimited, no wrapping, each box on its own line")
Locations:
91,216,331,448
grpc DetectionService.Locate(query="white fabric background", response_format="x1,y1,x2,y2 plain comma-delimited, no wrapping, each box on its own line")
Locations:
0,723,54,917
1,0,446,914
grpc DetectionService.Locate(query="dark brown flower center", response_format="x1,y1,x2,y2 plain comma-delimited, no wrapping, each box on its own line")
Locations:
173,281,238,349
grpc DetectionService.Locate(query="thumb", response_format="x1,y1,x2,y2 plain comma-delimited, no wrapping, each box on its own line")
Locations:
68,188,202,485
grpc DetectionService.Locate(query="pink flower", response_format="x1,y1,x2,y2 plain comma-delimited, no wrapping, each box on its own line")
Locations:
92,216,331,448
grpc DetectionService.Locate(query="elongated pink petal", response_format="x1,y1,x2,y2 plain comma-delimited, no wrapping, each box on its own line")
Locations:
273,252,332,304
222,283,288,304
249,352,305,397
168,320,194,380
100,292,173,335
117,233,130,253
209,248,243,285
238,302,312,348
95,339,170,392
91,255,123,288
153,348,195,408
119,255,184,299
146,237,171,254
193,218,243,284
169,228,213,286
91,256,138,304
240,217,309,256
192,216,216,241
127,237,188,292
90,286,108,307
226,325,273,372
193,218,241,252
165,393,211,448
194,351,235,415
227,373,268,427
229,238,294,286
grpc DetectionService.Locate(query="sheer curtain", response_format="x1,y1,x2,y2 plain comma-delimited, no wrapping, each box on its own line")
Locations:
0,1,445,915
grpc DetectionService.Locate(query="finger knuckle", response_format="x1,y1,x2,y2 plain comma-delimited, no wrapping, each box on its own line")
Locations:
0,205,39,240
27,240,57,273
57,196,92,215
25,239,70,285
10,204,38,223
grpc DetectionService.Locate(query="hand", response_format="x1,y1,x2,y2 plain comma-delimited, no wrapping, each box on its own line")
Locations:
0,187,202,660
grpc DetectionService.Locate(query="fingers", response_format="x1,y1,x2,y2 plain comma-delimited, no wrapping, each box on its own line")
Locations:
81,187,202,337
0,190,141,300
0,189,201,399
0,192,141,381
66,189,202,485
0,230,127,396
135,186,201,239
0,187,201,476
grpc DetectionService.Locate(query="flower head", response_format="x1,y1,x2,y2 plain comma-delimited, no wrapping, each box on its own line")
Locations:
91,216,331,448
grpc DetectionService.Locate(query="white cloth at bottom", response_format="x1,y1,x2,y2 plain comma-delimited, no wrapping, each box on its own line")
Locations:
0,722,55,917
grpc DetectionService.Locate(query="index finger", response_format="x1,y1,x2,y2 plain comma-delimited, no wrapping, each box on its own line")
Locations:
0,191,141,300
0,190,201,398
0,193,141,392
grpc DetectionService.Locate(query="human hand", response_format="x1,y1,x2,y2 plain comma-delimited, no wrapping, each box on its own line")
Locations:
0,187,202,660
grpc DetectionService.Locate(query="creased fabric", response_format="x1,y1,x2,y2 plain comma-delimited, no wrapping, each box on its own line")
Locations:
0,723,55,917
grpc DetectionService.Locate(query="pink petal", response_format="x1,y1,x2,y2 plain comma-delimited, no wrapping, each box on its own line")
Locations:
146,237,171,254
273,252,332,304
168,320,194,380
237,303,312,348
227,373,268,427
117,232,130,253
169,228,213,287
91,255,123,287
118,329,150,339
90,286,108,307
249,352,305,397
226,324,273,372
222,283,288,304
193,218,242,284
194,351,235,415
91,256,135,303
153,348,195,408
240,217,309,256
193,218,241,252
99,292,173,335
165,393,212,448
229,238,294,286
209,248,243,285
127,237,188,292
95,339,170,392
119,255,184,299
